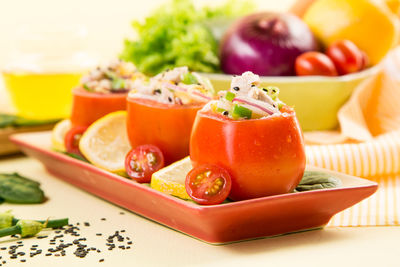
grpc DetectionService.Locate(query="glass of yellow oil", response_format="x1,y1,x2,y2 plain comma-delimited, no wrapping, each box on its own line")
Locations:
2,24,98,120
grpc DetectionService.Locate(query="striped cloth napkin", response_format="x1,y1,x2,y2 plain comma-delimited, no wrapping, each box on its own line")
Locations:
304,47,400,227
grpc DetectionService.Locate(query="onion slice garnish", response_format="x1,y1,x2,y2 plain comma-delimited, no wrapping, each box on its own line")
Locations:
233,97,275,115
163,82,212,101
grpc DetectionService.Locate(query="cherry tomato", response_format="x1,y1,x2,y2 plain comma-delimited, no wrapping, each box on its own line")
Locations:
126,97,204,165
185,164,232,205
64,126,88,156
190,106,306,201
70,87,127,127
125,144,165,183
295,52,338,76
326,40,364,75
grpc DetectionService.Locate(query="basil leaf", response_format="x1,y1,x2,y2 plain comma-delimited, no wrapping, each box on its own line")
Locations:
296,171,342,192
0,173,45,204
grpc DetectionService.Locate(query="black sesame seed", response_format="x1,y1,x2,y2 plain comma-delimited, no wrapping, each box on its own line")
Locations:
251,84,255,87
96,233,102,236
99,259,104,262
20,259,26,262
262,88,268,92
101,218,106,221
17,241,23,244
126,246,131,249
233,86,240,91
222,111,229,116
127,241,132,245
84,222,90,227
168,96,172,102
119,212,125,215
121,230,126,233
272,89,276,93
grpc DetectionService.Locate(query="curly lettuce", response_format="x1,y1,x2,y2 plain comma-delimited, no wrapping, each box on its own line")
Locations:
120,0,254,75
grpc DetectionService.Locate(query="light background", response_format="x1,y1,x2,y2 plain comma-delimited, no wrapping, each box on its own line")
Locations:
0,0,295,111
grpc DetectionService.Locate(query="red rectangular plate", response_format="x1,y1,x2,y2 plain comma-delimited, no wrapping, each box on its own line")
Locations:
11,131,378,244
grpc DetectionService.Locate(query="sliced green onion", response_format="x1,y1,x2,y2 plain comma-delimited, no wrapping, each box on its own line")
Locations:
225,91,235,102
233,104,252,119
216,107,226,113
111,78,126,90
83,84,92,92
181,72,198,85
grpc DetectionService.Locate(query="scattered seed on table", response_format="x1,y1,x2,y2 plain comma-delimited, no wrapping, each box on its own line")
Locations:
101,218,106,221
99,259,104,262
96,233,102,236
119,212,125,215
21,259,26,262
84,222,90,227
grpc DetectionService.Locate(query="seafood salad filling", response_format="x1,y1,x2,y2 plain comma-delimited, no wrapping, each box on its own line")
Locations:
204,71,284,119
128,67,214,105
80,59,144,93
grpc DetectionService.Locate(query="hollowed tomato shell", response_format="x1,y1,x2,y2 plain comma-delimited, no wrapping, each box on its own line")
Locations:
70,87,128,127
190,106,306,201
127,97,204,165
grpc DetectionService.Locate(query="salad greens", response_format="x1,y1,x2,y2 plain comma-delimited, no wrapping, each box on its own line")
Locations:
120,0,254,75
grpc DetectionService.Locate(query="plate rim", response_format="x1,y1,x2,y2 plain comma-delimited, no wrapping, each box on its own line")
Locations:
10,131,379,212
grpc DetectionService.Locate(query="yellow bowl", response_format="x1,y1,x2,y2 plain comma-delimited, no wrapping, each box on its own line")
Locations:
202,66,380,131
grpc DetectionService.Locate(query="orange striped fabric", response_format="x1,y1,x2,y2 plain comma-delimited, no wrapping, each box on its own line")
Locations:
305,48,400,227
327,174,400,227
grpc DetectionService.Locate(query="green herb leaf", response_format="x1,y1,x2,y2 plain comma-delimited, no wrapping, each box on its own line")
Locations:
0,173,45,204
63,152,90,163
295,171,342,192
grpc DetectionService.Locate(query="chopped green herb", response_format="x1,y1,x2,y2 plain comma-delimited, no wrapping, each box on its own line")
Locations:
225,91,235,102
233,104,252,119
83,84,92,92
181,72,198,85
111,78,126,90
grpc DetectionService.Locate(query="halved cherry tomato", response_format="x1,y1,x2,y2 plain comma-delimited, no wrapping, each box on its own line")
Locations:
70,87,127,127
326,40,364,75
125,144,165,183
64,126,88,156
185,164,232,205
295,51,338,76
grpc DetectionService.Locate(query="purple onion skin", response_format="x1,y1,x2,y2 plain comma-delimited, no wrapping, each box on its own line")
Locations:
220,12,319,76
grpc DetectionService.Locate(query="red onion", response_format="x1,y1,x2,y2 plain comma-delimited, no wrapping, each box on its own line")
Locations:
233,97,275,115
220,12,319,76
163,82,212,100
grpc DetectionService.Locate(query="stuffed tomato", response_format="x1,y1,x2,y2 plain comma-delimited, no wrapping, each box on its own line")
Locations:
190,72,306,201
70,60,144,127
127,67,214,165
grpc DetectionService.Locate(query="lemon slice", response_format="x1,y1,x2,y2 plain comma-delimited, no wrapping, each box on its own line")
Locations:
151,157,192,200
79,111,131,173
51,119,71,152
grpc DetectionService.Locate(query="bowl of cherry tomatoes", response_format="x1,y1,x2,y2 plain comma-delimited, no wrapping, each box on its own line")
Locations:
203,40,380,132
